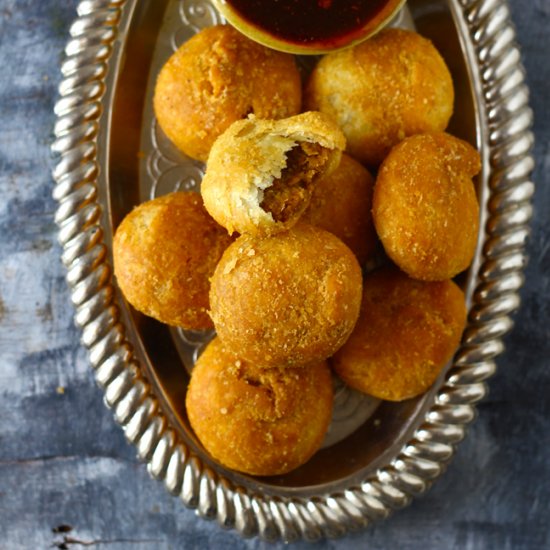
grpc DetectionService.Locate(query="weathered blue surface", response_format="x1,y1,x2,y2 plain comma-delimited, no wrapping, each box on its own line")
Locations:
0,0,548,548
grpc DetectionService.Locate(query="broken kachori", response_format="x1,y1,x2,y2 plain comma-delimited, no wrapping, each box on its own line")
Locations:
201,111,346,236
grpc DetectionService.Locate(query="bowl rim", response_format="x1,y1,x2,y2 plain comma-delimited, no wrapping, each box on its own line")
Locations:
51,0,534,541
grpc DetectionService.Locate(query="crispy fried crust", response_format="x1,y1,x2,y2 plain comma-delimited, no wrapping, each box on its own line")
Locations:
113,192,233,329
305,28,454,166
302,153,377,265
373,132,481,281
201,111,346,236
186,337,333,476
154,25,302,162
332,266,467,401
209,223,362,368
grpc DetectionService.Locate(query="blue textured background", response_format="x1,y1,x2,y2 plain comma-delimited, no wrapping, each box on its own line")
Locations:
0,1,548,548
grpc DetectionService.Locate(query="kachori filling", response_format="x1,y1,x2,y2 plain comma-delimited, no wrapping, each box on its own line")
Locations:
260,141,330,223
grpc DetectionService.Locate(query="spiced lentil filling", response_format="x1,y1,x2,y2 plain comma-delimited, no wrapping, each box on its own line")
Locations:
260,141,331,223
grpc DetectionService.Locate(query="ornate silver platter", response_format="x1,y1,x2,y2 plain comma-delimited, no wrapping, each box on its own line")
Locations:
52,0,534,541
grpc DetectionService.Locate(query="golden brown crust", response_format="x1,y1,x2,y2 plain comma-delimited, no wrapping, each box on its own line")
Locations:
201,111,346,236
113,192,233,329
153,25,302,162
332,266,467,401
305,28,454,166
373,132,481,281
302,153,377,265
186,338,333,476
209,223,362,368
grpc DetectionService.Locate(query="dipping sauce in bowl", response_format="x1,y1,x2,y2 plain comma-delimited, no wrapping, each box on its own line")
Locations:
214,0,406,54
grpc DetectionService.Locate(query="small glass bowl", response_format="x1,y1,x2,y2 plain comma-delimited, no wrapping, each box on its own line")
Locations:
212,0,407,55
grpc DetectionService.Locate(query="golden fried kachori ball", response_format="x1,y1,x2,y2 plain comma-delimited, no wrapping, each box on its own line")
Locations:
154,25,302,162
373,132,481,281
209,223,362,368
302,153,377,265
113,192,233,330
186,337,333,476
201,111,345,236
305,28,454,166
332,266,467,401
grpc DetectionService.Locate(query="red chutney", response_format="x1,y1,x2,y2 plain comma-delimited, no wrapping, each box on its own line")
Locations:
226,0,395,47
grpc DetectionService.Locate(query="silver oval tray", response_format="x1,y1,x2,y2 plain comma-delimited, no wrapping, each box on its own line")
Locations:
52,0,534,541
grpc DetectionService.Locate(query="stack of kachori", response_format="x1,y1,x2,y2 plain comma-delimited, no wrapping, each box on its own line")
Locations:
112,24,480,476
